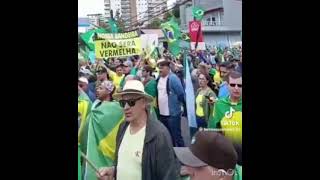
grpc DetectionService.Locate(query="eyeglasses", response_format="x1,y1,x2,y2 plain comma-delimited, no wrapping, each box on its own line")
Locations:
96,71,103,75
119,97,143,108
229,83,242,88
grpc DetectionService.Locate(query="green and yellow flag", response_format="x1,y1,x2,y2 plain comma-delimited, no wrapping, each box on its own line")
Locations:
192,6,205,20
84,101,124,180
161,17,181,57
80,28,107,51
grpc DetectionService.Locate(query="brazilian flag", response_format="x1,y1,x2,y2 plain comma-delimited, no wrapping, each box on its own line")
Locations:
161,17,182,57
80,28,107,51
84,101,124,180
192,6,205,20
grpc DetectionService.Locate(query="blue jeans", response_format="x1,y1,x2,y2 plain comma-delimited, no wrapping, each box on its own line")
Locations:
190,116,208,139
159,115,185,147
196,116,207,128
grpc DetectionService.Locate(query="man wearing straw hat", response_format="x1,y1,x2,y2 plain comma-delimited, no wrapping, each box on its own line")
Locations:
97,80,180,180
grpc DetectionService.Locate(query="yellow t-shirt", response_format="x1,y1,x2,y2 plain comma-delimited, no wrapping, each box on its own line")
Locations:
109,70,124,90
117,125,146,180
196,94,205,117
213,71,222,85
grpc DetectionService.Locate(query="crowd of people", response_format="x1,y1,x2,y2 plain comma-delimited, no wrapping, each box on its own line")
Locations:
78,45,242,180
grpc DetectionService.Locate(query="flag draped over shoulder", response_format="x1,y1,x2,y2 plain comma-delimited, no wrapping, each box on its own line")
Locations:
80,28,107,51
78,99,90,141
78,144,82,180
78,91,93,155
184,54,197,128
84,101,124,180
161,17,181,57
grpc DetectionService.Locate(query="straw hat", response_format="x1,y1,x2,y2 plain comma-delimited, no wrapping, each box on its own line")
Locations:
113,80,153,102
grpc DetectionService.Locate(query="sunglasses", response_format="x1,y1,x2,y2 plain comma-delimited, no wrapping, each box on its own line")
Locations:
119,97,143,108
229,83,242,88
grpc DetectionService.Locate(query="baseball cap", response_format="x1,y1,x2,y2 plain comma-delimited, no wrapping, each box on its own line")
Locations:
174,131,238,171
78,77,89,84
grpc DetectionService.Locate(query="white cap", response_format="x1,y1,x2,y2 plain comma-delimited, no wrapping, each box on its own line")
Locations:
78,77,88,84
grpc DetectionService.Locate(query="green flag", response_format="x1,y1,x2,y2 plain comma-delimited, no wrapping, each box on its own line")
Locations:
161,17,181,57
78,144,82,180
192,6,205,20
84,101,124,180
108,19,118,33
79,47,89,61
80,28,107,51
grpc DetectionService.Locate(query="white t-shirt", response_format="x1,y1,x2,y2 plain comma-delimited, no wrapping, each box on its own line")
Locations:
157,75,170,116
117,124,146,180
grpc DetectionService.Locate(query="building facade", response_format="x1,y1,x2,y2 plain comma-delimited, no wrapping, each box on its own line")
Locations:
104,0,121,19
87,13,103,29
78,17,90,33
148,0,167,20
180,0,242,47
137,0,149,23
121,0,138,29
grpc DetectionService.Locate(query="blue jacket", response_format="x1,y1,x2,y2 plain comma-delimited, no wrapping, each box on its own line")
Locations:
85,89,96,102
218,81,230,98
156,73,186,117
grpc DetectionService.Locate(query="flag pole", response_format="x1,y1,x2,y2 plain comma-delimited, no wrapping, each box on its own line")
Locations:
193,0,201,51
80,151,101,175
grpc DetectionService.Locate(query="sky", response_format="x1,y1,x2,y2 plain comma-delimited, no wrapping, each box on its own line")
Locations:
78,0,104,17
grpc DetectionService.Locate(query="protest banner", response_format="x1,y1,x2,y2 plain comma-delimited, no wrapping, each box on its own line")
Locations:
96,30,140,40
95,30,142,58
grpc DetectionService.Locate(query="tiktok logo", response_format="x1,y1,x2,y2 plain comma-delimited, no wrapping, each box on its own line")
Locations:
225,107,235,119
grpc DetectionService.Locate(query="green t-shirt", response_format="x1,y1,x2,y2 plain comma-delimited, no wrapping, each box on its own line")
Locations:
208,97,242,144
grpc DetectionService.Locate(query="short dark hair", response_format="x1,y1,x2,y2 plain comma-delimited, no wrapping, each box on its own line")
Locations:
220,61,235,70
115,64,123,69
143,65,154,76
226,71,242,83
